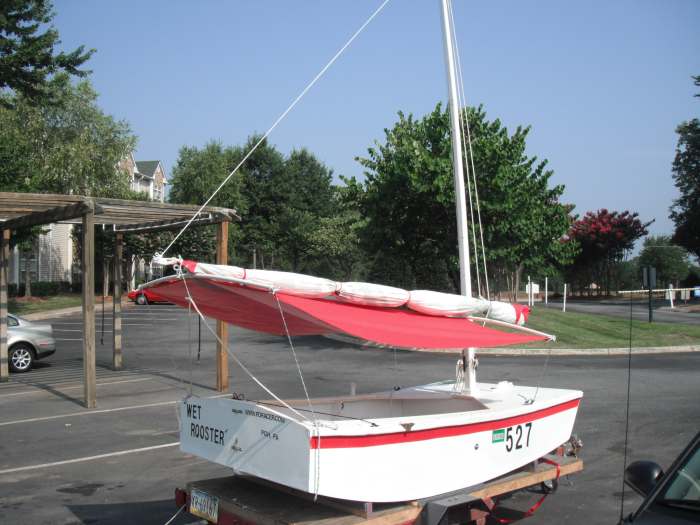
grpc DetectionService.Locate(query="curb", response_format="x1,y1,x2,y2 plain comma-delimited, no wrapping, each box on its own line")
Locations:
324,334,700,356
20,301,133,322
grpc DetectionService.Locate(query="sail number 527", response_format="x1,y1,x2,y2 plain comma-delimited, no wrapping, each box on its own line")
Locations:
505,422,532,452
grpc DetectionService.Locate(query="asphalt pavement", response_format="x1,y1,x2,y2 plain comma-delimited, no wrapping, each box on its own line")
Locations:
0,303,698,524
543,298,700,324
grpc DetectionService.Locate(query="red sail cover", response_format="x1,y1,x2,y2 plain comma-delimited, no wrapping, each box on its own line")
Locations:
145,276,546,350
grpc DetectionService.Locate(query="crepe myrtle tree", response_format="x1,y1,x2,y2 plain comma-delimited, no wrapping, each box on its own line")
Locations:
355,103,577,299
566,209,651,295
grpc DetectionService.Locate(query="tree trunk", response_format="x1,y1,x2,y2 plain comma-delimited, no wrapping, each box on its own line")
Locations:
514,263,524,303
24,252,32,298
126,255,134,292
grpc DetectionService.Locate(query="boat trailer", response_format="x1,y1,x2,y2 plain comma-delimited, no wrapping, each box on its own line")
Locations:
174,440,583,525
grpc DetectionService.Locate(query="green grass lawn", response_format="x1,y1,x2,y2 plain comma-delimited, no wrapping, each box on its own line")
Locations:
523,307,700,349
9,294,83,316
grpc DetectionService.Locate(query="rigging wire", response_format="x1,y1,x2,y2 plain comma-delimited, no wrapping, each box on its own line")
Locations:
444,0,481,297
619,292,634,522
273,295,317,422
448,0,491,300
180,276,313,424
158,0,393,260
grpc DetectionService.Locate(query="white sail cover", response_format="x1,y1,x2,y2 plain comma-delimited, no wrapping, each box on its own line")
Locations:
245,269,338,298
187,261,246,279
173,260,530,326
336,282,410,307
488,301,528,326
407,290,489,317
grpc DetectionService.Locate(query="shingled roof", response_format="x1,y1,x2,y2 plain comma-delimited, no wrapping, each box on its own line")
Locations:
135,160,161,178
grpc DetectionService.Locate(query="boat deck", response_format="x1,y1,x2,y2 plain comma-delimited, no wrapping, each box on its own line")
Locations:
258,381,581,427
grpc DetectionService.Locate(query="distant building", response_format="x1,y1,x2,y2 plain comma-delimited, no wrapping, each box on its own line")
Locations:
9,154,168,288
118,153,167,202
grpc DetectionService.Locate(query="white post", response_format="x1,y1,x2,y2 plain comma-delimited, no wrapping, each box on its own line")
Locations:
563,283,567,312
545,277,548,306
527,275,532,307
440,0,471,298
669,284,674,309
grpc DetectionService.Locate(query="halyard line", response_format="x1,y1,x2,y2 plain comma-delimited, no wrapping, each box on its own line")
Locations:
0,378,152,398
0,393,231,426
0,442,180,475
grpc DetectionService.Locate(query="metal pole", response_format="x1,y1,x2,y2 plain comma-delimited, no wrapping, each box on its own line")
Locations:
563,283,567,313
668,284,674,309
545,277,548,306
648,283,653,323
440,0,471,298
527,275,532,307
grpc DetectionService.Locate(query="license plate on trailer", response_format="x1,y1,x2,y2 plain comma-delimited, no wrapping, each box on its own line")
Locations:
189,488,219,522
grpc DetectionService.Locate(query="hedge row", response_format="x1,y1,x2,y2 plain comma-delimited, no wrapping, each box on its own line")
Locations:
8,281,75,297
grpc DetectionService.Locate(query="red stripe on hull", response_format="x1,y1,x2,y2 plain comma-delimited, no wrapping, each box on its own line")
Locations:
310,398,581,449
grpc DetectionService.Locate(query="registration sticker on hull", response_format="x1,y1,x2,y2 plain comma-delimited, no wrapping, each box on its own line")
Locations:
492,429,505,443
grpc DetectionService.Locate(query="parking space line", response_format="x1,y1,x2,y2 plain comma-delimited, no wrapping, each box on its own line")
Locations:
0,378,152,398
0,393,230,427
0,442,180,475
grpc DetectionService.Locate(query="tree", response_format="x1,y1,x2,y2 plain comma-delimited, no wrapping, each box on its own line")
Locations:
1,76,136,296
567,209,651,295
0,0,93,107
169,138,342,274
637,235,690,288
669,75,700,259
0,75,136,196
355,103,576,298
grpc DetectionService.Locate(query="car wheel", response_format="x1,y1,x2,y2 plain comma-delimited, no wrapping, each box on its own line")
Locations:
136,294,148,305
9,344,34,373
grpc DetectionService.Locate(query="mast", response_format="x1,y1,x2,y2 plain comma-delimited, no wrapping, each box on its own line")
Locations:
439,0,471,298
440,0,478,396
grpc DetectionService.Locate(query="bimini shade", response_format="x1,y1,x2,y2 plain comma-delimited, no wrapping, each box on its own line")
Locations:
144,276,547,350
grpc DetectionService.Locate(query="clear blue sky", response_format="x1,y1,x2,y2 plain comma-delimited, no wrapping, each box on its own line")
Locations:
54,1,698,239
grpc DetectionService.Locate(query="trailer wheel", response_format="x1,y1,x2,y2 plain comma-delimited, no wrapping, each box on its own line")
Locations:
540,478,558,494
136,294,148,305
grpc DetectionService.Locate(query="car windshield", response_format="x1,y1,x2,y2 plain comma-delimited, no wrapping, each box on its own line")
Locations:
657,442,700,511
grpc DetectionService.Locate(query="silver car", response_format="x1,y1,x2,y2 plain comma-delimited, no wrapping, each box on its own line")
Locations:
7,314,56,372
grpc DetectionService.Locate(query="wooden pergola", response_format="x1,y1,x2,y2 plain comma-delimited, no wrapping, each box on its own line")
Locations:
0,192,239,407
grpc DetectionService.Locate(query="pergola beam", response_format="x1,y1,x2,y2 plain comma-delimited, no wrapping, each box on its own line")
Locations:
216,221,229,392
0,191,238,406
82,211,96,408
112,212,232,234
0,201,101,230
0,229,10,382
112,232,123,370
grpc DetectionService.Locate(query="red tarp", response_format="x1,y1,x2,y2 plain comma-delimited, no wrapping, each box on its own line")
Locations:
145,276,546,349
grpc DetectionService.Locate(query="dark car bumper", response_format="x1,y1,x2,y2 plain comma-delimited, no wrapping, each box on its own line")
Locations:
36,348,56,360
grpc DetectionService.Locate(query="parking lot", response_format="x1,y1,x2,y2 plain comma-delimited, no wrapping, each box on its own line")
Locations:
1,303,699,524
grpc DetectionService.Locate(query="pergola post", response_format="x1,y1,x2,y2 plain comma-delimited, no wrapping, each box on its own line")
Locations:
0,229,10,382
112,232,123,370
82,211,96,408
216,221,229,392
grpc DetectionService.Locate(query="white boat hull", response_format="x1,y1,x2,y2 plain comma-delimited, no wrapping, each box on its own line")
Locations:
180,382,581,502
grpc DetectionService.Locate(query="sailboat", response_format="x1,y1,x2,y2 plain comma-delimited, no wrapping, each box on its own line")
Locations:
142,0,582,503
